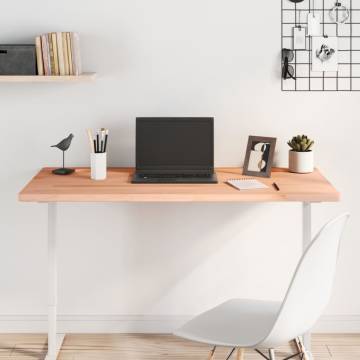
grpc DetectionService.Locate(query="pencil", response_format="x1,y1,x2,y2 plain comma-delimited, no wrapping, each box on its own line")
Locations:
272,182,280,191
87,129,95,153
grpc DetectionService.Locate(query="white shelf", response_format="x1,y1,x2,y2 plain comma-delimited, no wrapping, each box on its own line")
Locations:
0,72,96,82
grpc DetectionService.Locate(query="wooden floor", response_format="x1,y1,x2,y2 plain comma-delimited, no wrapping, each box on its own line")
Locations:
0,334,359,359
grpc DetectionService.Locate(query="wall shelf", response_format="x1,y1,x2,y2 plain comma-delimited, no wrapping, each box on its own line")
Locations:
0,72,96,82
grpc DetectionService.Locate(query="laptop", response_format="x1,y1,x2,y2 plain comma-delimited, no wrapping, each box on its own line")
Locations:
132,117,218,184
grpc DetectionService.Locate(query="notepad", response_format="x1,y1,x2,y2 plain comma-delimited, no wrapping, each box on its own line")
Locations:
227,178,268,191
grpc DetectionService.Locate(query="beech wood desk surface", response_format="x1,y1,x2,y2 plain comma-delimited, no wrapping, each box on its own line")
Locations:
19,167,339,203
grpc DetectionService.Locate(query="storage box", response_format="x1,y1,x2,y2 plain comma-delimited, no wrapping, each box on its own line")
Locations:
0,45,36,75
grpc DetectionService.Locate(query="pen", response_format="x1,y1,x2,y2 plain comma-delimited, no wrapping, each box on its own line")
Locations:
100,128,104,153
272,182,280,191
104,129,109,153
96,133,99,153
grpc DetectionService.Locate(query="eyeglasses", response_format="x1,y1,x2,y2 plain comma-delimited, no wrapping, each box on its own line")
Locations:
282,48,296,80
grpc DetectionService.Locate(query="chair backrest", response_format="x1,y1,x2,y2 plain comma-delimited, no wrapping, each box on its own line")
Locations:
261,213,350,347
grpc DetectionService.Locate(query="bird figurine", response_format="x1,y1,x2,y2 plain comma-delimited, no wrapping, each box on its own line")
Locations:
51,133,75,175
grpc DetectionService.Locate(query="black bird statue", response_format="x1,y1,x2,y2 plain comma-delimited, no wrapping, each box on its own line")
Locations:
51,133,75,175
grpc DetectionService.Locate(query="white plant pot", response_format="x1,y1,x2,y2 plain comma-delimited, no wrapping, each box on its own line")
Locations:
91,153,107,180
289,150,314,174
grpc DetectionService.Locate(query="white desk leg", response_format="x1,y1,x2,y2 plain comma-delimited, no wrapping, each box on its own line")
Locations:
46,203,65,360
302,202,312,352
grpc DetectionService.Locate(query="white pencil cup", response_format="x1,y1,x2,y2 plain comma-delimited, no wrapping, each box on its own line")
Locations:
91,153,107,180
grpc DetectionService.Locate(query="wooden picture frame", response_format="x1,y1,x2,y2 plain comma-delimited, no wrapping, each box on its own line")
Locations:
243,136,277,178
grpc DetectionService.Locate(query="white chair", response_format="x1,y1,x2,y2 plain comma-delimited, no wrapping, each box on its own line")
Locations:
174,213,350,360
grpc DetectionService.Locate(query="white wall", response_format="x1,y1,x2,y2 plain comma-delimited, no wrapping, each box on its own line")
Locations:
0,0,359,332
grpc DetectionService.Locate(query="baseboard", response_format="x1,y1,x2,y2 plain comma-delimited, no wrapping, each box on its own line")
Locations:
0,314,359,333
313,315,360,333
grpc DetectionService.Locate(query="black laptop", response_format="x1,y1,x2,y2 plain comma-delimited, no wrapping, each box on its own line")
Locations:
132,117,218,184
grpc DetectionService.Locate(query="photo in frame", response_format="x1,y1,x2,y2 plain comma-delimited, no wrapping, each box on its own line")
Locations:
243,136,277,178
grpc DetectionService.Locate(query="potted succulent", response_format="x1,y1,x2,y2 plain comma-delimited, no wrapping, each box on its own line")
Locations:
287,135,314,173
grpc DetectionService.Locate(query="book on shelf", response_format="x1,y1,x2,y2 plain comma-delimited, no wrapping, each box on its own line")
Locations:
41,34,50,76
67,32,74,75
51,33,60,75
61,33,69,75
35,32,82,76
71,32,82,76
35,36,44,76
56,32,65,76
47,33,55,75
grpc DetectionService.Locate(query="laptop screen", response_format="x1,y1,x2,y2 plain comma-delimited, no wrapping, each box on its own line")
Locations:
136,117,214,173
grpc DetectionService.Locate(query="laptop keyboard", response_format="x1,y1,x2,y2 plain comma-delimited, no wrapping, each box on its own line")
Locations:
139,174,212,179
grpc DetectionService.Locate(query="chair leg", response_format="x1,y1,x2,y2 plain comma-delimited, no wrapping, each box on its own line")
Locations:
208,346,216,360
237,348,245,360
225,348,236,360
269,349,276,360
255,349,270,360
294,337,313,360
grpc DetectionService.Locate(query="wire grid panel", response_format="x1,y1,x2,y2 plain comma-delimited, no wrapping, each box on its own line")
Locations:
281,0,360,91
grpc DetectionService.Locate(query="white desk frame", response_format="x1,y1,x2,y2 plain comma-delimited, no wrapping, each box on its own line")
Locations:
302,202,312,350
44,201,313,360
46,204,65,360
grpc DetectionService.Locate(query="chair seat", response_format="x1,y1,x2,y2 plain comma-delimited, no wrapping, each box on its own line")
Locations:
174,299,281,348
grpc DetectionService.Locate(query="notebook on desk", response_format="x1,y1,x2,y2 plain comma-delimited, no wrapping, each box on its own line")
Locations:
227,178,268,191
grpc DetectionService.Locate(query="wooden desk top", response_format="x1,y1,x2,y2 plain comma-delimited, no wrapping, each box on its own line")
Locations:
18,167,340,203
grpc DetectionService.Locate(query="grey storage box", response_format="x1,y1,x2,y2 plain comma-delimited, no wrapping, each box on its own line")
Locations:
0,45,36,75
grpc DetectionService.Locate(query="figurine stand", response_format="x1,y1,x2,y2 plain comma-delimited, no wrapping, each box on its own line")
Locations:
52,168,75,176
52,150,74,176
